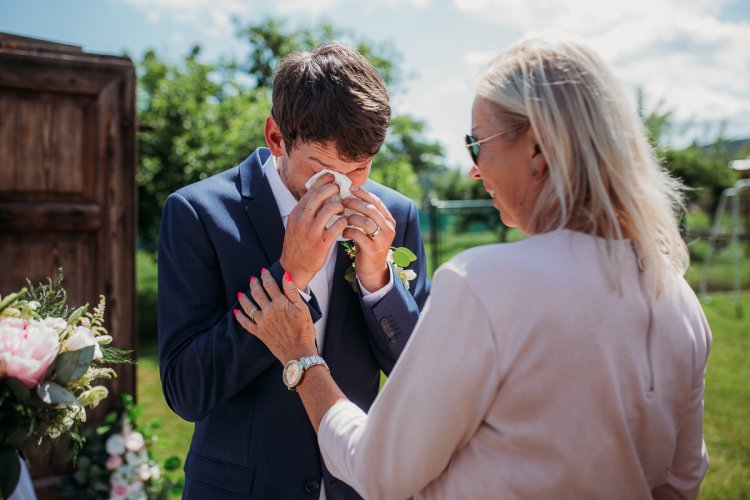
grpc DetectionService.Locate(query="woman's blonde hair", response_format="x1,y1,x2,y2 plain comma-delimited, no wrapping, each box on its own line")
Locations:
475,38,688,297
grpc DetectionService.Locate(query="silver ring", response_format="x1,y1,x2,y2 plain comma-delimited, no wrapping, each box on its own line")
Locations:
249,307,259,321
367,225,381,238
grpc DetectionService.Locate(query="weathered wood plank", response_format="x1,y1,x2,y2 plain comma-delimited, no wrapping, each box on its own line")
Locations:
0,203,100,231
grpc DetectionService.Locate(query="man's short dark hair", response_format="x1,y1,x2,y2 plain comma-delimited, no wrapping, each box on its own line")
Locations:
271,42,391,162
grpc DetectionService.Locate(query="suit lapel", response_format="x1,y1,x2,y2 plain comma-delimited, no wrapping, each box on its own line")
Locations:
322,244,354,359
241,150,285,263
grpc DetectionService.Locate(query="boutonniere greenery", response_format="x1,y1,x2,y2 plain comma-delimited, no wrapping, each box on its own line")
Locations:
342,242,418,293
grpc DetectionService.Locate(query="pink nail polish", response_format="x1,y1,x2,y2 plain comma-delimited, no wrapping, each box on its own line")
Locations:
284,271,292,282
237,291,242,299
233,308,238,315
261,268,267,274
250,276,256,283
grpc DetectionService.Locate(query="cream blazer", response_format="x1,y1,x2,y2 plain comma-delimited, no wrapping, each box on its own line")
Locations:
319,230,711,499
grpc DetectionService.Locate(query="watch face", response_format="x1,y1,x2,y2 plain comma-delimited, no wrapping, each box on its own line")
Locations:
283,360,303,388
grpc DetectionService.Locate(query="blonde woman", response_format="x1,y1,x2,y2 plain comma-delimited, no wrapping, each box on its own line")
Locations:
236,38,711,499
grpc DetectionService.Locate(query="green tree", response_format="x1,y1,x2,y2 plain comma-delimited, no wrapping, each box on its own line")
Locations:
664,145,738,216
636,88,738,217
431,168,487,201
137,46,268,248
233,18,401,89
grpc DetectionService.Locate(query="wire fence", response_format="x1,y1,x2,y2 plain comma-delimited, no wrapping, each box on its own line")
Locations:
418,198,749,299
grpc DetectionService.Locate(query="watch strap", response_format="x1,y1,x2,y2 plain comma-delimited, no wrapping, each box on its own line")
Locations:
299,355,329,372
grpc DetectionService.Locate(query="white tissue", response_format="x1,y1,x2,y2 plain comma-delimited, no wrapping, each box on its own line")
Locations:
304,168,356,241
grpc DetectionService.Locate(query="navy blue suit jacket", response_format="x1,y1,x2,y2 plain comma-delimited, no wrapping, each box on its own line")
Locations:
157,148,429,499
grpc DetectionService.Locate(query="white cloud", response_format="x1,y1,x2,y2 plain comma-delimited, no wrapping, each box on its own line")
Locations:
118,0,342,26
381,0,432,6
272,0,340,15
452,0,750,147
119,0,248,27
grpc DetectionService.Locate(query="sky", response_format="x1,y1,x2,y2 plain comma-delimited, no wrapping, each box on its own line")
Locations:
2,0,749,170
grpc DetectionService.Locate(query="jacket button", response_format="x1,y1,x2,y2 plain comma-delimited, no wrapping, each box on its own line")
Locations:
305,479,320,493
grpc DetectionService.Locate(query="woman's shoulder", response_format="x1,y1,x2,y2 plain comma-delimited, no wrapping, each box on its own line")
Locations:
440,231,570,276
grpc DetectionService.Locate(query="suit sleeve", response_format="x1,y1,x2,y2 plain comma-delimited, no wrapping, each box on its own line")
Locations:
157,192,296,422
357,200,430,374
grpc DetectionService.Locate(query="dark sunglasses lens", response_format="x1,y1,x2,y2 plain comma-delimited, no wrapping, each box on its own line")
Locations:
465,135,479,164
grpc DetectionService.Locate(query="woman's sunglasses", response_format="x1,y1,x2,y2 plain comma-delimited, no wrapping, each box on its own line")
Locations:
464,128,517,165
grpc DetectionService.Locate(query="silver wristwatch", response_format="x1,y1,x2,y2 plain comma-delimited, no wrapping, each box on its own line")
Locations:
282,355,329,391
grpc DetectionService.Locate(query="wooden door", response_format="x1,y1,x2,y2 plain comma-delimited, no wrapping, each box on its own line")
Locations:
0,33,136,497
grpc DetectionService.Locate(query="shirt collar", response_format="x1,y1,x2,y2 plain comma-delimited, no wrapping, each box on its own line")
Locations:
263,154,298,219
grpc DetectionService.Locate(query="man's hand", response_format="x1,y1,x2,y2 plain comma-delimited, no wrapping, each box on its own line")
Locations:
343,185,396,291
280,173,348,290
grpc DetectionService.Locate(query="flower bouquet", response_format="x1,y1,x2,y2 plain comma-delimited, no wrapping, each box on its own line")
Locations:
57,395,183,500
0,270,129,498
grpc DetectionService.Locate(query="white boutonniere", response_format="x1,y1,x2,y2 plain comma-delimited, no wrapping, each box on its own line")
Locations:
342,242,418,293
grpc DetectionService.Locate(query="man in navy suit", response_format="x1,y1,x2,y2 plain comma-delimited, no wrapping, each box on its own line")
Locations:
157,42,429,499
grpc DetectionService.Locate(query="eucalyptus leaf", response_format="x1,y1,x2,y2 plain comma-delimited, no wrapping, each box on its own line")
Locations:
54,345,95,384
37,381,78,405
399,247,417,261
0,445,21,499
391,247,417,267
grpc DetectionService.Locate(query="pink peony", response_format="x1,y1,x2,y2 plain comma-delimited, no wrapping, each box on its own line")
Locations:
106,454,123,470
110,482,130,498
0,317,60,389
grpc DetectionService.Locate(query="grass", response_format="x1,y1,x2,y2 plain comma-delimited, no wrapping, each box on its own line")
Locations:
136,341,192,473
699,292,750,499
134,239,750,496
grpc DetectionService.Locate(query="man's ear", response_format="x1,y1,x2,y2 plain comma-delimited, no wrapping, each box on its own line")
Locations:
264,116,285,156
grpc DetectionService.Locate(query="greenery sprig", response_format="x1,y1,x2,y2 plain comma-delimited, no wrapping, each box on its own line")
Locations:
341,242,418,293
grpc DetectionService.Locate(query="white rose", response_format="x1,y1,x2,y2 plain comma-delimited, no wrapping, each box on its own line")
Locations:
63,326,103,359
106,433,126,455
137,463,151,481
149,465,161,480
400,269,417,281
125,431,145,451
